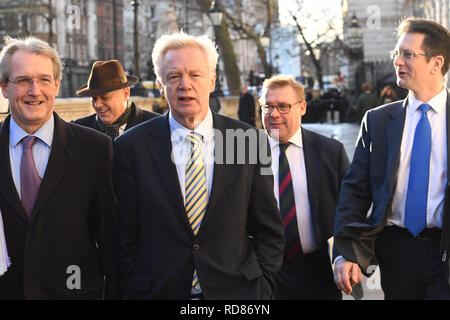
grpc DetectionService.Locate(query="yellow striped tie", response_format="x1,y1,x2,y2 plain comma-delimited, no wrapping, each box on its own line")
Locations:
185,131,207,292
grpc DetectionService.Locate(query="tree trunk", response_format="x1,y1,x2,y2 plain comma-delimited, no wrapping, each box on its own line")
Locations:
218,19,241,95
195,0,241,95
291,14,324,89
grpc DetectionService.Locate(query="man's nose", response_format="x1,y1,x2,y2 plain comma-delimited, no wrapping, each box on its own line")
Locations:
179,75,192,90
270,106,281,118
27,80,41,95
92,98,103,108
393,53,404,67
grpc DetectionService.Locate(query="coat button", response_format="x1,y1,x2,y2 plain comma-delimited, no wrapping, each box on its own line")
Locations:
193,244,200,251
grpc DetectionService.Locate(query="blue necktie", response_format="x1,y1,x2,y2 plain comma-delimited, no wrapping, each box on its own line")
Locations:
405,103,431,237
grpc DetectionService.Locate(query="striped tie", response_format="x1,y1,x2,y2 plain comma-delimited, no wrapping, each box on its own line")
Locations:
185,131,207,292
279,143,303,262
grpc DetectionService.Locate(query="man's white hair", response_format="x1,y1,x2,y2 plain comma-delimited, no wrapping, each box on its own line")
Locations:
151,32,218,82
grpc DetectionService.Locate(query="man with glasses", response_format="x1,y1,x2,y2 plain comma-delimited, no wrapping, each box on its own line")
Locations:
0,36,117,299
334,18,450,299
260,75,349,299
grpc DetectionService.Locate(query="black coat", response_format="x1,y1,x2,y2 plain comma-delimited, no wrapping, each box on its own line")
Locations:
238,93,256,126
113,112,285,299
0,113,117,299
72,102,160,134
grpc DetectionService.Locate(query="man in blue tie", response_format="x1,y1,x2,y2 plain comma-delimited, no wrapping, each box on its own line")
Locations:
334,18,450,299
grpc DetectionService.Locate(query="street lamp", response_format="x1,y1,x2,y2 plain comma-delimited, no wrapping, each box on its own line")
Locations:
130,0,147,96
208,1,223,27
260,29,272,78
208,1,223,96
260,33,270,48
347,13,363,60
346,13,365,98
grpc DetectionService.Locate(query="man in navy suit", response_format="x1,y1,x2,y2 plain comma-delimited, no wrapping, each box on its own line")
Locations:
113,32,284,299
334,18,450,299
261,75,349,299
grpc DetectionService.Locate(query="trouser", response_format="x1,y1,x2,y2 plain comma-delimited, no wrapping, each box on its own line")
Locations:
275,249,341,300
376,226,450,299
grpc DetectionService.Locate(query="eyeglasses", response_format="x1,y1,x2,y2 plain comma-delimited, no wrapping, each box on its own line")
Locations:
260,101,302,114
8,77,55,89
389,49,434,62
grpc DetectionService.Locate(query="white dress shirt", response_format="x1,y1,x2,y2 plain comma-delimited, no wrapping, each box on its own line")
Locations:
0,208,11,276
9,115,54,198
389,88,448,228
169,109,215,201
268,127,318,253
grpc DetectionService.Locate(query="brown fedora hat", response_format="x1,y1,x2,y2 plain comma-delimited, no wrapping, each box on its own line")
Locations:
76,60,139,97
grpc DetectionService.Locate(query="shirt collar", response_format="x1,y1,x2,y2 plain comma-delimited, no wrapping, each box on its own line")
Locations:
267,126,303,149
10,114,54,148
407,87,447,115
169,108,214,145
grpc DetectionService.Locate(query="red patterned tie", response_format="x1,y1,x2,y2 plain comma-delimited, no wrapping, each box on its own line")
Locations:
20,136,42,217
279,143,303,262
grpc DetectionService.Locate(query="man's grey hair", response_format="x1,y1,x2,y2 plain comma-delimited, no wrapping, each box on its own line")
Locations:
0,36,63,83
151,32,218,82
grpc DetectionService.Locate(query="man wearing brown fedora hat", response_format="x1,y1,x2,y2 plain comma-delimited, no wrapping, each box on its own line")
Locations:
73,60,159,140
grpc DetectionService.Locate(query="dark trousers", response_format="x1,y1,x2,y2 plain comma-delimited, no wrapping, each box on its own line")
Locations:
376,226,450,299
275,249,341,300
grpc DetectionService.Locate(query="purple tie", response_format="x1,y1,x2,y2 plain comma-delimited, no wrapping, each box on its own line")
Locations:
20,136,41,217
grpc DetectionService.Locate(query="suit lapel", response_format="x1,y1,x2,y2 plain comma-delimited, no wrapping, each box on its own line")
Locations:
199,113,227,232
146,115,190,234
31,113,74,220
301,128,320,230
446,91,450,187
443,91,450,244
386,99,407,195
0,116,29,221
125,103,141,131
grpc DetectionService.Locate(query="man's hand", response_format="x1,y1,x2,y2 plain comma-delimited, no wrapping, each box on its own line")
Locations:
334,257,362,295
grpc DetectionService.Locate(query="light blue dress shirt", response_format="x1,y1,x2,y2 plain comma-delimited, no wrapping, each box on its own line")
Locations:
9,115,54,198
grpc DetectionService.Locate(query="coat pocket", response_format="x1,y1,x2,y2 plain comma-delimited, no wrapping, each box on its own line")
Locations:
238,259,263,281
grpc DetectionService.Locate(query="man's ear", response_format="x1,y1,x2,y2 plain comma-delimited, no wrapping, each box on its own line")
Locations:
210,73,216,93
432,55,444,74
299,100,307,117
157,79,165,99
0,82,8,99
123,87,131,100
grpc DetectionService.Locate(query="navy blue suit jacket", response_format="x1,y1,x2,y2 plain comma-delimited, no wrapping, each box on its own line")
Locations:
113,112,284,299
334,91,450,275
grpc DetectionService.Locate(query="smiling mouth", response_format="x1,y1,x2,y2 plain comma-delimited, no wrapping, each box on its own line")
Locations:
24,101,43,106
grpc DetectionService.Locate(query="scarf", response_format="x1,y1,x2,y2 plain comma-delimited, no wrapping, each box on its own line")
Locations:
97,103,132,140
